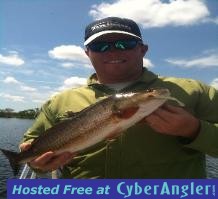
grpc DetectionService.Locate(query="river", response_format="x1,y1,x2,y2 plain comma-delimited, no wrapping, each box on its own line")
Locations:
0,118,218,197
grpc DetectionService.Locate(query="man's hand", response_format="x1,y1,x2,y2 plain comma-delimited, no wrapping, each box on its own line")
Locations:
143,104,200,139
19,142,75,172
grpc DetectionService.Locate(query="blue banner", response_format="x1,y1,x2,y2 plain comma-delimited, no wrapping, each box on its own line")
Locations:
7,179,217,199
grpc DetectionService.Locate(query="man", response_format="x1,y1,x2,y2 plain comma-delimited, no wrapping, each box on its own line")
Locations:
20,17,218,178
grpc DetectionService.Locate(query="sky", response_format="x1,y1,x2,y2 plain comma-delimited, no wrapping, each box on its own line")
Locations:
0,0,218,111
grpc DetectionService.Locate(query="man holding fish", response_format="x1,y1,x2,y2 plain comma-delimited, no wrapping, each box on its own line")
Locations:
2,17,218,178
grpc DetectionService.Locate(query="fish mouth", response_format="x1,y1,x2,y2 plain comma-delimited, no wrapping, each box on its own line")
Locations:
104,59,126,64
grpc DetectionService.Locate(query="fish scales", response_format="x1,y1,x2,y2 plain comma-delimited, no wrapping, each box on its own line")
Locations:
30,98,113,153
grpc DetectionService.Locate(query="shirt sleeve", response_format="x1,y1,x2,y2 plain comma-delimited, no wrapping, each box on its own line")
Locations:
20,100,55,144
184,84,218,157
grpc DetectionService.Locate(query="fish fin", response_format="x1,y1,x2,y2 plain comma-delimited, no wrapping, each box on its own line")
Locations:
0,148,21,176
112,106,139,119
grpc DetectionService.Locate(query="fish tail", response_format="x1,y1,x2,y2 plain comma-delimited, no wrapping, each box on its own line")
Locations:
0,148,21,176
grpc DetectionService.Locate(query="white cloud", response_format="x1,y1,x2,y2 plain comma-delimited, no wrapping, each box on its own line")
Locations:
89,0,211,28
3,76,20,84
20,85,37,92
211,78,218,90
61,62,92,69
213,17,218,24
32,99,45,104
28,92,52,104
40,85,51,90
61,62,76,68
143,58,154,68
58,76,87,91
8,50,19,54
48,45,92,68
48,45,90,63
2,76,37,92
31,59,50,64
166,53,218,68
0,53,24,66
202,16,218,24
0,93,25,102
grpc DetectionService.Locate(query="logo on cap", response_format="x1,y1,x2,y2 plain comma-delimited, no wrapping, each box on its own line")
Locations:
91,21,132,31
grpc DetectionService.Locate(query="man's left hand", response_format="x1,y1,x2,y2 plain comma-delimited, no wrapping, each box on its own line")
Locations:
143,104,200,139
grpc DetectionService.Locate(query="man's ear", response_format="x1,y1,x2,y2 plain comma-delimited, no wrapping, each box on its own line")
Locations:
141,44,148,56
85,49,89,57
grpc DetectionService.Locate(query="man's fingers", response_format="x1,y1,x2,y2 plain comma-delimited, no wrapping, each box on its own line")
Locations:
152,107,173,122
44,152,74,171
134,104,183,127
145,113,158,123
163,104,184,113
19,142,31,151
149,104,185,123
145,112,165,127
143,105,183,132
29,152,75,171
30,151,55,168
145,105,174,124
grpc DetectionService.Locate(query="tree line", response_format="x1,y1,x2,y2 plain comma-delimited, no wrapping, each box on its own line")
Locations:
0,108,40,119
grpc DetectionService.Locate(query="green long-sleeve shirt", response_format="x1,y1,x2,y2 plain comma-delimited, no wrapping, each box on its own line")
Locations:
21,69,218,178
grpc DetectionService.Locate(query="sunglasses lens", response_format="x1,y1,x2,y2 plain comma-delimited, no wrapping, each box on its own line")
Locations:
88,42,110,52
115,40,138,50
88,39,140,52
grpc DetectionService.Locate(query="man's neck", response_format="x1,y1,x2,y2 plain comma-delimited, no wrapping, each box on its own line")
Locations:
97,68,144,84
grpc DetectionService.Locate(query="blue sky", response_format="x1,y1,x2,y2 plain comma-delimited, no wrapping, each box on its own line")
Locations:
0,0,218,111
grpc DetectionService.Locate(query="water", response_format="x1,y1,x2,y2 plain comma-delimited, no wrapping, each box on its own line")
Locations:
0,118,33,197
0,118,218,195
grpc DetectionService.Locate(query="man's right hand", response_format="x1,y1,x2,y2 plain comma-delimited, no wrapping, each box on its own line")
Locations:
19,142,75,172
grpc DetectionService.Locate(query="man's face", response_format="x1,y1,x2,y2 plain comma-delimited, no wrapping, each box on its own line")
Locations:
85,34,148,84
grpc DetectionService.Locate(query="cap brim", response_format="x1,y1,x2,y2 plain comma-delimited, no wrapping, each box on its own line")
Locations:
84,30,142,46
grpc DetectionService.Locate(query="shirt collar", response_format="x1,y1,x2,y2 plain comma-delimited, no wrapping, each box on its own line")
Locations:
87,68,158,93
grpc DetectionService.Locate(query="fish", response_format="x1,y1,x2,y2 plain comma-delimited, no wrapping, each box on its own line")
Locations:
1,88,175,176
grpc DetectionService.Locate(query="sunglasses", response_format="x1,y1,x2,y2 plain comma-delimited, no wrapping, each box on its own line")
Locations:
87,39,142,53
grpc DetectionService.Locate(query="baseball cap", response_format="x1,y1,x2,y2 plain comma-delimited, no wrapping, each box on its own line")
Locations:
84,17,142,46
